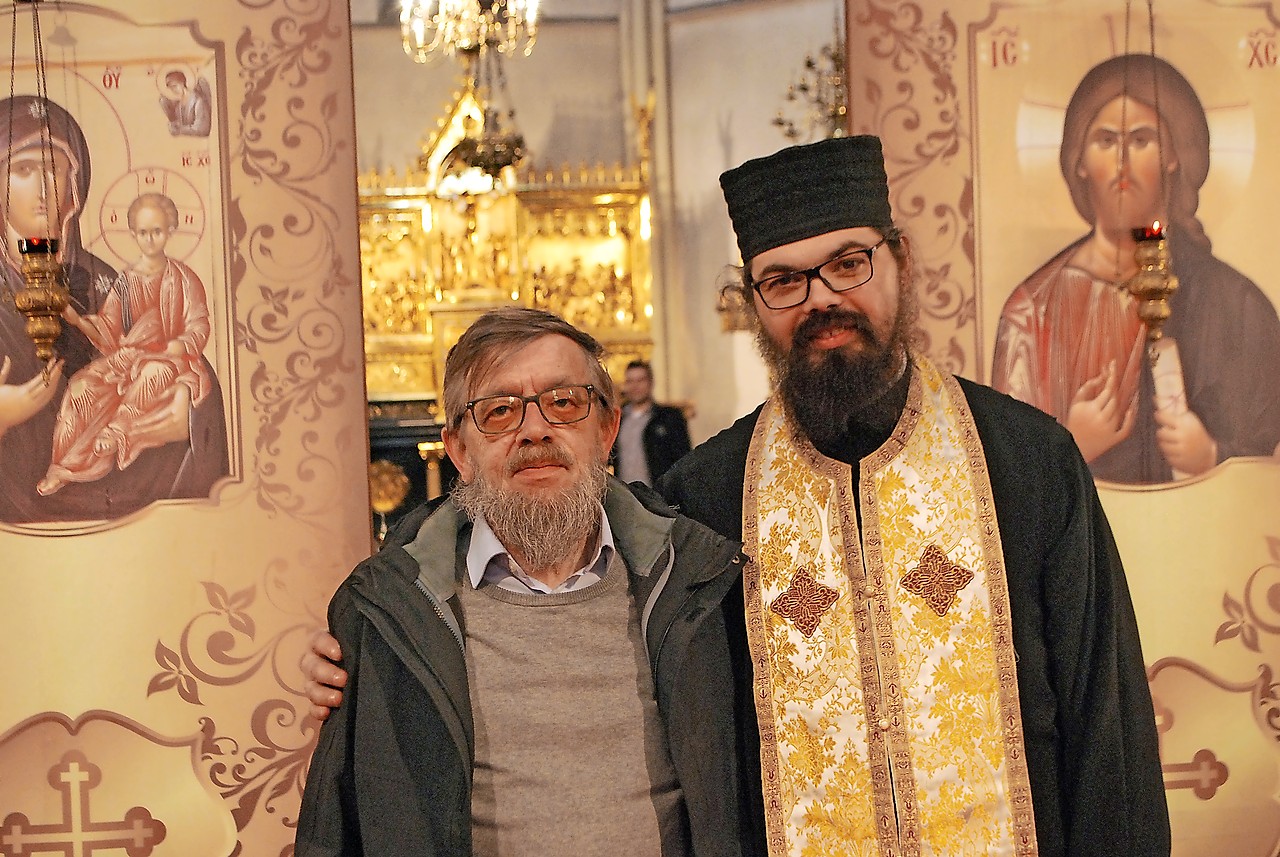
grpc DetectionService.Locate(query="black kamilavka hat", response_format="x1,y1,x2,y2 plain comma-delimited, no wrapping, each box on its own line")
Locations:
720,135,893,262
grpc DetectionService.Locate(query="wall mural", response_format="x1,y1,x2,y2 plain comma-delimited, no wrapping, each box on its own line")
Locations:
982,37,1280,488
0,1,367,855
848,1,1280,853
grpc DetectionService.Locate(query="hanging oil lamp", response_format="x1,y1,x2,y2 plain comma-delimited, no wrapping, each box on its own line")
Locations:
369,458,410,546
13,236,67,362
7,0,69,364
1126,220,1178,358
1119,1,1178,365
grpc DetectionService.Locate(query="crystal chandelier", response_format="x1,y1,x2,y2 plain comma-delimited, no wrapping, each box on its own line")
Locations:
400,0,540,64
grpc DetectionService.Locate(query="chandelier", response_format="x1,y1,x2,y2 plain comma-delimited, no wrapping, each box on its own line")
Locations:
400,0,540,63
433,47,526,197
772,16,847,144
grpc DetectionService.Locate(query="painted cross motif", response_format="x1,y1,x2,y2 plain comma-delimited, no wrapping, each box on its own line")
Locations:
0,750,167,856
1162,748,1230,799
1153,697,1231,800
900,543,974,617
770,566,839,638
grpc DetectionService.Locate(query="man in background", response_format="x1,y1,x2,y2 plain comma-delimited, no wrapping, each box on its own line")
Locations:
611,359,692,486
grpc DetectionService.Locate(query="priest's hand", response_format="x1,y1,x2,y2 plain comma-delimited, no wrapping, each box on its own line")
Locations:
301,628,347,721
1155,407,1217,476
1065,361,1136,462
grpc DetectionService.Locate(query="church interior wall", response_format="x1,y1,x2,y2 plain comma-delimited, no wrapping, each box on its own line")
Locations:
352,20,626,177
840,4,1280,854
354,5,1280,853
0,0,369,853
1,0,1270,852
664,0,842,442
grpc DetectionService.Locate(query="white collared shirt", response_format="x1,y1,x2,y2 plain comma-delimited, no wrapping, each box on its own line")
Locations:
617,402,653,485
467,506,615,595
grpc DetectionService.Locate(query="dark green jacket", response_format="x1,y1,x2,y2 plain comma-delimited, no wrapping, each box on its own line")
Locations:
295,478,754,856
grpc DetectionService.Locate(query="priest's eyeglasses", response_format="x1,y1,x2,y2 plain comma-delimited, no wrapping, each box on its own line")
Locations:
465,385,598,435
752,239,887,310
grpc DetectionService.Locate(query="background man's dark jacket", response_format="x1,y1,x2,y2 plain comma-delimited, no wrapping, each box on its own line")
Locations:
612,403,693,483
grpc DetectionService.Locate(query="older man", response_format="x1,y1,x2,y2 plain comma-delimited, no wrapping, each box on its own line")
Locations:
306,137,1169,856
295,308,751,856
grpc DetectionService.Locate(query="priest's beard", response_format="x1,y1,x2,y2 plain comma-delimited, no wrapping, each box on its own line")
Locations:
451,444,608,574
755,299,913,452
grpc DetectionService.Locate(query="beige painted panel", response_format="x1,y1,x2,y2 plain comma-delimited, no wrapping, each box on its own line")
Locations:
0,1,367,854
1103,460,1280,856
842,0,1280,853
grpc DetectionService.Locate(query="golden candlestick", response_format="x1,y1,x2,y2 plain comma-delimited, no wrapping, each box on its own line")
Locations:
13,237,69,363
418,440,446,500
1126,224,1179,356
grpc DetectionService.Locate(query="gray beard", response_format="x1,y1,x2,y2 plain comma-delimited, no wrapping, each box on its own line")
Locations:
451,457,608,574
756,307,908,451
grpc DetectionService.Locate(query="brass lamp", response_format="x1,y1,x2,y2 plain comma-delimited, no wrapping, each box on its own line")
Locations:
369,459,411,545
1126,222,1179,356
1120,3,1178,363
13,237,68,362
8,0,68,364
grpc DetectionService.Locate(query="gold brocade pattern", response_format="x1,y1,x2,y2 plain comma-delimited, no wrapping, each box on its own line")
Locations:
741,358,1037,857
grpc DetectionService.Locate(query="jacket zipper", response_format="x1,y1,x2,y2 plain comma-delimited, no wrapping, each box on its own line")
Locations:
640,541,676,646
414,575,465,654
650,544,741,677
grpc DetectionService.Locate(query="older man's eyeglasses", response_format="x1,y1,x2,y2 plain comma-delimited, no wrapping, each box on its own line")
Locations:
465,385,597,435
752,239,887,310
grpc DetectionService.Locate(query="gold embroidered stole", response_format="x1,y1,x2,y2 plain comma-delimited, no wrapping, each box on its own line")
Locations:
742,358,1037,857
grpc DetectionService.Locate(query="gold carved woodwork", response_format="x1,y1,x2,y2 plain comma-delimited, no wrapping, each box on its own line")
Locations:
417,440,446,500
359,84,654,406
368,459,410,515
